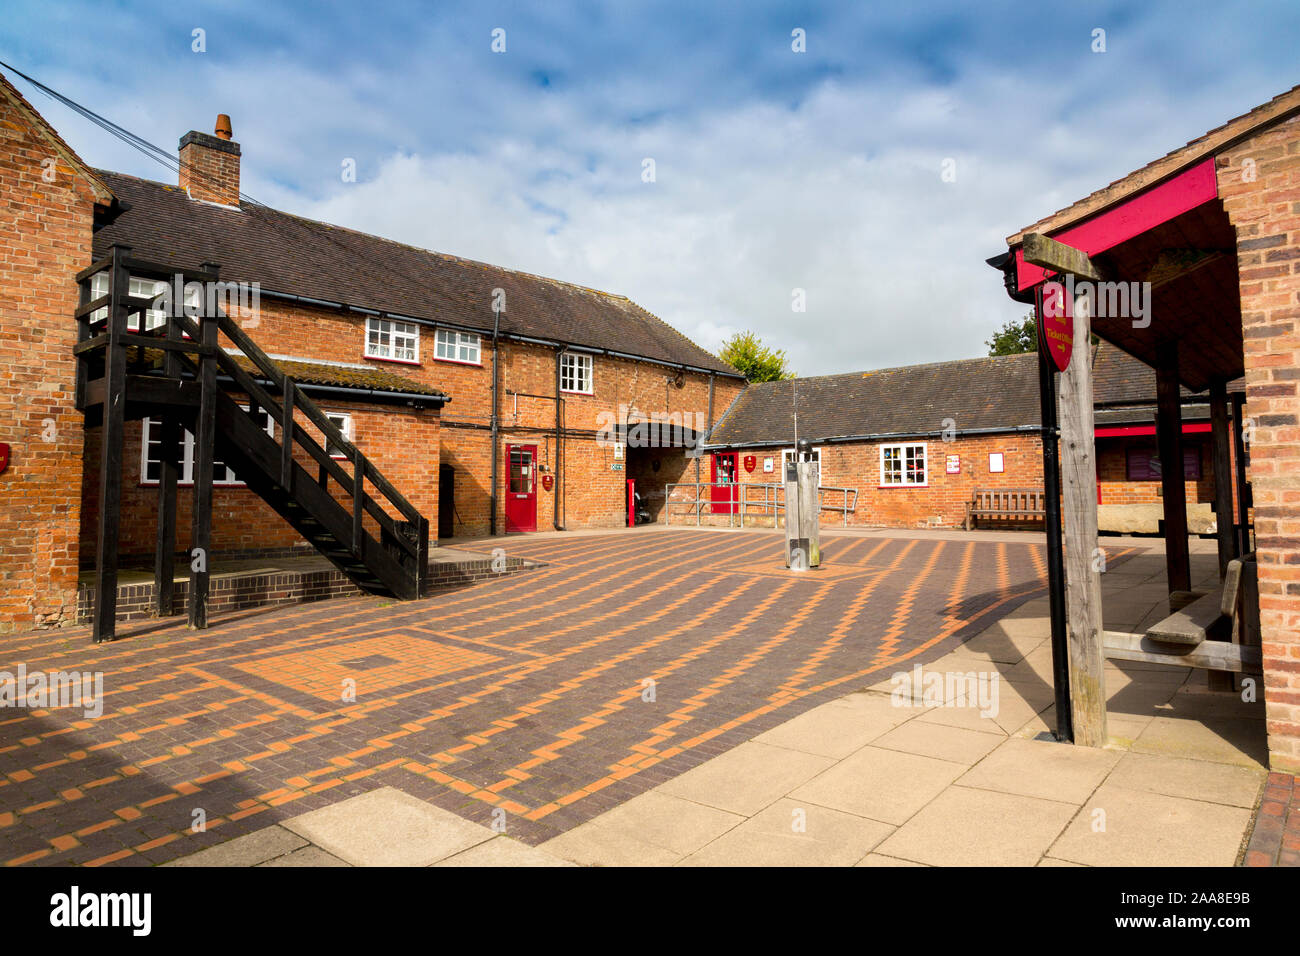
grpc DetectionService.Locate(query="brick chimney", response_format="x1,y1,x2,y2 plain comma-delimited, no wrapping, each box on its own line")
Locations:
178,114,241,206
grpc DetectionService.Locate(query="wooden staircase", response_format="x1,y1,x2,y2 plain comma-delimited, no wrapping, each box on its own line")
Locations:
76,245,429,642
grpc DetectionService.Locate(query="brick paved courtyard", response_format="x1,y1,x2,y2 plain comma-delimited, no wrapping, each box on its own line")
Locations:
0,528,1084,865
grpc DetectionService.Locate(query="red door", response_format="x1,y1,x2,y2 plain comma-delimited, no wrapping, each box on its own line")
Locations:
711,452,738,515
504,444,537,533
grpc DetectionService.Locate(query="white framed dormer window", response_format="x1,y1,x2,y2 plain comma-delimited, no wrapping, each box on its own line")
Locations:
324,412,354,460
140,407,274,486
782,447,822,486
433,329,481,365
560,352,594,394
880,442,927,487
365,317,420,363
89,273,198,332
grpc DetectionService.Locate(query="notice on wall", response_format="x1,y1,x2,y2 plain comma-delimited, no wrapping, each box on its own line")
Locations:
945,454,960,475
988,452,1005,474
763,457,774,473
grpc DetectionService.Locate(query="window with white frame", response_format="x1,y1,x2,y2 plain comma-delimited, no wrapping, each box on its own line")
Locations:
89,273,198,332
880,443,927,487
782,447,821,486
324,412,354,460
433,329,480,364
560,352,593,394
365,317,420,362
140,408,274,485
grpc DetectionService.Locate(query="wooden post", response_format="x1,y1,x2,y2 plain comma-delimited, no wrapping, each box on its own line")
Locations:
153,290,182,617
92,244,131,643
1208,381,1238,692
1155,341,1191,596
1056,286,1107,746
1210,381,1236,576
1232,393,1250,555
188,272,218,630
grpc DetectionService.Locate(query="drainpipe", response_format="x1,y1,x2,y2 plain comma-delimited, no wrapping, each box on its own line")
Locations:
489,307,502,536
553,346,565,530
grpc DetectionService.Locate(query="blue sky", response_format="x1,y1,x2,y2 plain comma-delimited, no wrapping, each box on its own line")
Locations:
4,0,1298,374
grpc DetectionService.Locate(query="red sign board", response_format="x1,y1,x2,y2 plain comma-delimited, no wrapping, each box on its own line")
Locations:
541,473,553,491
743,455,756,473
1037,281,1073,372
0,443,8,476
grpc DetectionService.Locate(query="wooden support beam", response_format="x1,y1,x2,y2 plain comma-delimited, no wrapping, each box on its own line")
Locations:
154,418,179,618
1103,631,1261,673
1022,233,1111,282
1210,382,1237,576
1232,393,1251,555
1208,381,1238,691
188,276,219,630
352,448,364,559
1056,281,1108,746
91,244,132,643
281,381,294,490
1155,341,1192,596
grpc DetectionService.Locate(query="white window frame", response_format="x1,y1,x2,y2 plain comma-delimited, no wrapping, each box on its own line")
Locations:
89,272,198,332
433,328,481,365
781,447,822,486
560,352,594,394
365,317,420,363
140,408,274,486
879,442,928,488
324,412,354,460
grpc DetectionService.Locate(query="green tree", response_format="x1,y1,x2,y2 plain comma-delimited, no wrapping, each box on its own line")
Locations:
717,331,795,382
986,312,1038,356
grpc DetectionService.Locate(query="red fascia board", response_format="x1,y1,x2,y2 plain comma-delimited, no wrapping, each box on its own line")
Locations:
1095,422,1213,438
1015,158,1219,291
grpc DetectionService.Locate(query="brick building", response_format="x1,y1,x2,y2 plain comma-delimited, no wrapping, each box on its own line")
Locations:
702,343,1243,532
0,79,743,631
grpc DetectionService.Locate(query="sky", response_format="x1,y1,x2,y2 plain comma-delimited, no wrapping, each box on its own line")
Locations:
4,1,1298,376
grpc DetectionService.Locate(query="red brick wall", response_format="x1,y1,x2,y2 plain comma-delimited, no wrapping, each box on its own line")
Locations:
80,398,439,560
0,92,100,631
1218,116,1300,772
708,432,1045,529
1096,436,1216,505
178,133,240,206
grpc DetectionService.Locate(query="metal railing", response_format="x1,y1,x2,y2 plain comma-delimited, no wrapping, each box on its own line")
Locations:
664,482,858,528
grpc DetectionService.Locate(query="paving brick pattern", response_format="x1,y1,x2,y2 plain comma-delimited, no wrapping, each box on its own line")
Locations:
1243,772,1300,867
1,529,1065,865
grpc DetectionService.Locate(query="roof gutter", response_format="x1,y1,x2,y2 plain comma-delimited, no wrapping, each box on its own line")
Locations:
216,372,449,408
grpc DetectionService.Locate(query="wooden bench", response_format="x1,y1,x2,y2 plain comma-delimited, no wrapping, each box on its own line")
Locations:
964,488,1046,530
1103,555,1262,674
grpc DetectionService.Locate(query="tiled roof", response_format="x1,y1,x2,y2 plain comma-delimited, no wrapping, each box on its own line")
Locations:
230,355,446,399
92,171,741,377
708,353,1043,447
1007,83,1300,246
707,343,1238,447
0,70,114,204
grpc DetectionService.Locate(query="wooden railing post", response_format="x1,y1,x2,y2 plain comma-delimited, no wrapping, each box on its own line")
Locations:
352,449,364,558
92,243,131,643
281,380,294,490
188,265,219,630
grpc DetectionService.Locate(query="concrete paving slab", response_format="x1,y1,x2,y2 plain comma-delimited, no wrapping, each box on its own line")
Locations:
1049,783,1254,867
1107,751,1266,807
876,785,1076,866
538,821,682,867
855,853,926,867
435,836,575,867
872,719,1004,765
657,741,835,817
569,790,743,856
754,695,906,759
957,736,1122,804
258,846,350,867
282,787,494,866
790,746,965,825
679,798,893,867
1132,716,1269,769
162,825,307,867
